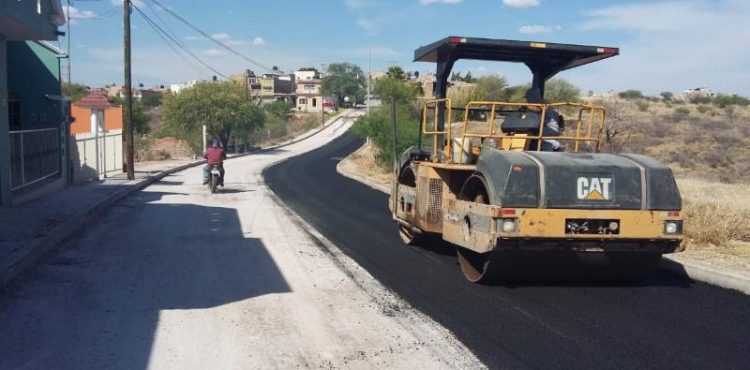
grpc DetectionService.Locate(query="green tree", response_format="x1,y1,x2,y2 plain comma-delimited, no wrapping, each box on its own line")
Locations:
660,91,673,102
140,92,163,108
374,73,420,104
506,83,531,102
321,62,365,106
463,71,477,83
386,65,406,80
263,100,293,118
712,93,750,108
351,104,421,168
110,95,149,134
162,82,265,151
544,79,581,103
618,89,644,100
62,82,89,102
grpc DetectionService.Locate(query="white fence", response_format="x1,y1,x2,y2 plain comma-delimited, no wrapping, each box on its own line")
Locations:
71,129,123,183
9,127,61,191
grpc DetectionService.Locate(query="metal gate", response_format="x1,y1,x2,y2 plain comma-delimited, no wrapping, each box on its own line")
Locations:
9,128,61,191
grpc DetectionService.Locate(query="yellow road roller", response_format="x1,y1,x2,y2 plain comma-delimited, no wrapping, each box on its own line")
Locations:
390,37,684,283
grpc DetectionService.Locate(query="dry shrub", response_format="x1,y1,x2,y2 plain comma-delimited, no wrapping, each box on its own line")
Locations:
683,200,750,247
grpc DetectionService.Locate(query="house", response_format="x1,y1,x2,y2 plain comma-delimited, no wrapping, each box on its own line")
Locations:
70,90,122,135
257,73,294,104
68,90,124,182
103,84,143,101
294,68,324,112
1,0,66,206
679,87,715,103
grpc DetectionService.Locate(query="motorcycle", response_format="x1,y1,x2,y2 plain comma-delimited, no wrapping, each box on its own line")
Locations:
207,164,222,193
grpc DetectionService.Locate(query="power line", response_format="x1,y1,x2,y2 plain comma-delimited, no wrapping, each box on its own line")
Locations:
130,3,229,79
138,0,206,76
135,7,207,78
142,0,181,45
148,0,277,74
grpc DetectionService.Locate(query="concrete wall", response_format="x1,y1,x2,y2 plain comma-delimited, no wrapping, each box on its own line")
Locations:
70,129,123,183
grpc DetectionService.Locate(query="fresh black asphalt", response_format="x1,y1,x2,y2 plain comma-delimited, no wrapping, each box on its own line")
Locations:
263,132,750,369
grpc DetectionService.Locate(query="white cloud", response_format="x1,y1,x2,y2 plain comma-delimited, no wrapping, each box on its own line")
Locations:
503,0,539,8
200,49,226,58
211,33,231,41
344,0,374,10
581,2,697,32
186,33,265,47
64,6,96,20
356,18,378,36
420,0,462,5
518,25,555,34
571,0,750,95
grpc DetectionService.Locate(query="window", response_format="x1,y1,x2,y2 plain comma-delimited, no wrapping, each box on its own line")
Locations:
298,98,307,105
312,98,317,107
304,84,316,92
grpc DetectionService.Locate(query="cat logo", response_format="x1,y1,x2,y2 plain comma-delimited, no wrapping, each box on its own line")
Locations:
577,177,612,201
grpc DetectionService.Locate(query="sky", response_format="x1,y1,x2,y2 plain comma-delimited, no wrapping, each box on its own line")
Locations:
60,0,750,96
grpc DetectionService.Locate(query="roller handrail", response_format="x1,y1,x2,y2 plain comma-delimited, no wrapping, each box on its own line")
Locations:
420,99,607,164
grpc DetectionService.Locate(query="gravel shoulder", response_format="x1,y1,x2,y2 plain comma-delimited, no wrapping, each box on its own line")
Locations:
0,112,482,370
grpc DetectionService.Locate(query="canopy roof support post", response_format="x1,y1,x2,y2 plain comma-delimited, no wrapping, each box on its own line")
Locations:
434,54,455,156
526,62,559,103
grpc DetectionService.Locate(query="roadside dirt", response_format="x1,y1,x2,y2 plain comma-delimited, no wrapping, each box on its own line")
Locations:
338,140,750,285
0,113,483,370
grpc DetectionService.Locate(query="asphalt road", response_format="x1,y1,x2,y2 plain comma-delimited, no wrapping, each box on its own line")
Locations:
264,131,750,369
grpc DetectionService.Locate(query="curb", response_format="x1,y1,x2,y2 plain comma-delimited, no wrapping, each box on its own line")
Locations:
0,109,356,289
335,142,392,194
334,143,750,295
659,257,750,295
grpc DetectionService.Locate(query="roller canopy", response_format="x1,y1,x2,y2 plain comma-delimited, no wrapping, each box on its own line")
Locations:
414,36,619,100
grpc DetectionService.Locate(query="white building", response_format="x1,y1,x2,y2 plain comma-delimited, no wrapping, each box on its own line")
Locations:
169,80,198,94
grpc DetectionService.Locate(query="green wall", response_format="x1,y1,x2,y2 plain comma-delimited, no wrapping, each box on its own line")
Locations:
6,41,62,130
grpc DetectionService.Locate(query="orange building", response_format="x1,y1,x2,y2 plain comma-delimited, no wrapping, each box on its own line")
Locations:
70,90,123,135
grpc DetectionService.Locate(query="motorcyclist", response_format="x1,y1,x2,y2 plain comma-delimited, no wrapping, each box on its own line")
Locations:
203,139,226,186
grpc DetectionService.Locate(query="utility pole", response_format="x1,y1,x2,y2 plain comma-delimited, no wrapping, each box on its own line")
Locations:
123,0,134,180
367,48,371,116
65,0,71,83
202,125,207,154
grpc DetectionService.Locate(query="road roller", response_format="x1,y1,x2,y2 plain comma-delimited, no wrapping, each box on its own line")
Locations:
390,37,684,283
